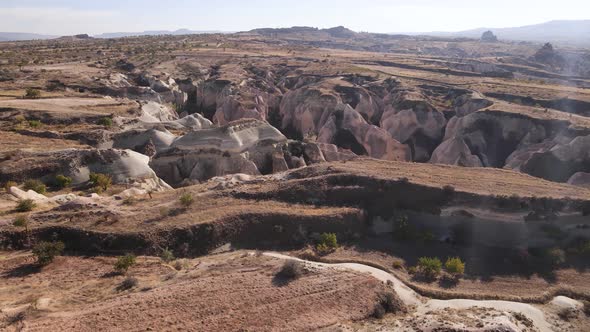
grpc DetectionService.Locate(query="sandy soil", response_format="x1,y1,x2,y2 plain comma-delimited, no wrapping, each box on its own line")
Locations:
0,251,387,332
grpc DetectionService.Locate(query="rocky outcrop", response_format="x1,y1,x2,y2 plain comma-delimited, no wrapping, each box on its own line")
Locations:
481,31,498,42
280,86,410,161
111,128,176,154
380,89,446,161
149,119,325,186
140,73,188,106
0,149,171,191
429,137,483,167
453,92,493,117
511,135,590,182
139,101,179,122
441,111,552,168
568,172,590,188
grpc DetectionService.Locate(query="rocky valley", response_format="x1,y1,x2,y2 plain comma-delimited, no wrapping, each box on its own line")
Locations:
0,26,590,331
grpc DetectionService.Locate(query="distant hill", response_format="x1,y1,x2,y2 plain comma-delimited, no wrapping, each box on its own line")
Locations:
93,29,226,39
421,20,590,46
0,32,57,42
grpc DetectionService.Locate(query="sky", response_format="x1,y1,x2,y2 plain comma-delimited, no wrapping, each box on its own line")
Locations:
0,0,588,35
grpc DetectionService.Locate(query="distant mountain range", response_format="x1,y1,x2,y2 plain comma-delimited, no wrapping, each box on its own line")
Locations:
93,29,227,39
0,32,57,42
417,20,590,46
1,20,589,45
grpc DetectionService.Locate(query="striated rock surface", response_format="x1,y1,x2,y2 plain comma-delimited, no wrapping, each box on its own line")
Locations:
150,119,326,186
0,149,171,191
429,137,483,167
568,172,590,188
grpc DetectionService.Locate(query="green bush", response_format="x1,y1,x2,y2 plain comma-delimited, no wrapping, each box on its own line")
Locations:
28,120,42,128
179,193,194,207
160,248,175,263
16,199,36,212
114,254,136,273
545,248,566,266
319,233,338,248
13,216,29,231
98,117,113,127
4,180,17,192
23,179,46,194
55,175,72,189
417,257,442,279
24,88,41,99
89,173,112,191
444,257,465,276
32,241,65,265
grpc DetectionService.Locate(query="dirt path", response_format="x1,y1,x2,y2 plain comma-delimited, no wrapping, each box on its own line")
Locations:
264,252,555,332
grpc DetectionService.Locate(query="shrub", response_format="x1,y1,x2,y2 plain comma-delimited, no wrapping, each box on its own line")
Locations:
4,180,17,192
13,216,29,231
392,215,414,241
582,300,590,317
277,260,304,280
545,248,566,266
319,233,338,249
373,291,403,318
160,248,175,263
444,257,465,276
32,241,65,265
114,254,136,273
179,193,194,207
28,120,42,128
118,276,138,291
417,257,442,279
23,179,46,194
98,117,113,127
24,88,41,99
16,199,36,212
54,175,72,189
89,172,112,191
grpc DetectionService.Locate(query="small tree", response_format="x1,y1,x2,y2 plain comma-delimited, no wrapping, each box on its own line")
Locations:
316,233,338,255
24,88,41,99
179,193,194,208
89,173,112,191
444,257,465,276
55,175,72,189
16,199,36,212
98,117,113,127
13,216,29,232
417,257,442,279
114,254,136,274
160,248,175,263
32,241,65,265
23,179,46,194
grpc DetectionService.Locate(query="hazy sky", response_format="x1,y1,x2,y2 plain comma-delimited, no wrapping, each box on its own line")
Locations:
0,0,588,35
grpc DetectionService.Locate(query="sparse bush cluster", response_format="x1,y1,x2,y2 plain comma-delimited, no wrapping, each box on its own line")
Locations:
13,215,29,231
23,88,41,99
413,257,466,280
372,291,403,319
32,241,65,265
114,254,136,274
23,179,46,194
316,232,338,255
160,248,175,263
118,276,139,291
392,215,435,244
16,199,36,212
4,180,17,192
89,172,112,192
277,260,304,280
54,175,73,189
98,117,113,127
179,192,194,207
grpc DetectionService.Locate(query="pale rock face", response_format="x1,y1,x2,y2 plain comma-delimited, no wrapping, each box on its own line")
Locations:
516,135,590,182
139,101,179,122
142,73,188,106
380,90,446,161
281,87,410,162
150,119,291,186
429,137,483,167
453,92,493,117
317,143,357,162
112,128,176,154
567,172,590,188
441,112,548,168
